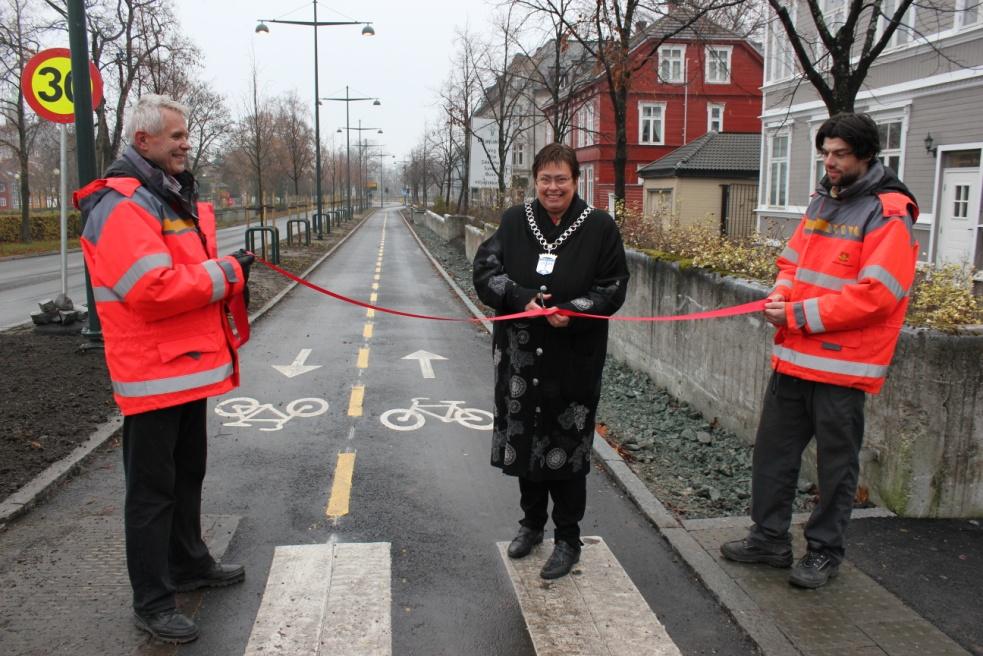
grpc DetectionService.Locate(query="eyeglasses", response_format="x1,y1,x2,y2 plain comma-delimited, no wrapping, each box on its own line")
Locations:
536,175,573,187
819,148,854,161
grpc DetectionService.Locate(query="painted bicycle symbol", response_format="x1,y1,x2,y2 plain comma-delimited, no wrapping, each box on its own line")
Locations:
214,396,328,432
380,398,493,432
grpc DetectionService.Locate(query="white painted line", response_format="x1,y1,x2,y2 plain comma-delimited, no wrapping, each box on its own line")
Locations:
319,543,392,654
401,349,447,379
272,348,322,378
498,536,682,656
244,543,392,656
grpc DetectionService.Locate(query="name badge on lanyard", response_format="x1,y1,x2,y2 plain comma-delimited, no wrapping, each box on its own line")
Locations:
536,253,557,275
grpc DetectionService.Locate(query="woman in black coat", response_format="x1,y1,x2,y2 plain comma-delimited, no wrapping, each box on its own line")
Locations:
473,143,629,579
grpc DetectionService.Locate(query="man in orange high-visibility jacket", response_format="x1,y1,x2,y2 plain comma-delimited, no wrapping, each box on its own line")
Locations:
76,95,253,644
721,113,919,589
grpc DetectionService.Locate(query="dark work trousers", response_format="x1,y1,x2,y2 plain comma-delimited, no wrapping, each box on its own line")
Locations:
748,372,865,564
122,399,214,614
518,474,587,549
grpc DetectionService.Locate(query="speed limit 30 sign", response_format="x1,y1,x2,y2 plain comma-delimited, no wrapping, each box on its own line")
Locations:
21,47,103,124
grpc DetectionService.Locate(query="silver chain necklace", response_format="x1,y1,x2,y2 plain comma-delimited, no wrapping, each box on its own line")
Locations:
524,201,592,254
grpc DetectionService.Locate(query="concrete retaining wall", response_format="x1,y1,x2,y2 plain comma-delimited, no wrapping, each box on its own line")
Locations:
608,251,983,518
416,210,467,242
465,223,497,262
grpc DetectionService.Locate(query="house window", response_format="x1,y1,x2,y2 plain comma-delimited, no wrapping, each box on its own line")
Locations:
705,47,732,84
638,103,666,145
765,6,796,83
876,119,904,175
577,102,595,148
767,132,790,207
647,188,673,216
659,46,685,82
512,143,525,167
880,0,917,47
0,197,7,208
578,164,595,205
707,104,724,132
956,0,980,28
0,182,5,192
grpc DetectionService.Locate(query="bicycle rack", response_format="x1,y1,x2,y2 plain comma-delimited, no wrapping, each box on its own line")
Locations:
245,226,280,264
286,219,311,246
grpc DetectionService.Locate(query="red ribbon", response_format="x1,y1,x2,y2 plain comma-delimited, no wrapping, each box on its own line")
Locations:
253,255,765,323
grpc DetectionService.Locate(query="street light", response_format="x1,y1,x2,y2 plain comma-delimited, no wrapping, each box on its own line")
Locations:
321,86,380,218
337,120,382,211
255,3,374,237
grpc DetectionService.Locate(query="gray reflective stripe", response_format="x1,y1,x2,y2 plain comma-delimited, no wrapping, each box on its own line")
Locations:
112,363,233,398
203,260,226,302
113,253,173,298
217,258,239,284
81,192,128,245
793,302,806,329
773,345,888,379
780,246,799,264
92,286,122,302
795,267,856,291
859,264,907,300
804,297,825,333
771,279,793,293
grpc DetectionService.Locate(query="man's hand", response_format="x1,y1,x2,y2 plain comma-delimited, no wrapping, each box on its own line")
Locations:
764,300,787,326
233,249,254,282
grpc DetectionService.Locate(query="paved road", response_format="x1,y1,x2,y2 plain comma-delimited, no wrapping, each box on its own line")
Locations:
0,213,305,331
0,206,759,655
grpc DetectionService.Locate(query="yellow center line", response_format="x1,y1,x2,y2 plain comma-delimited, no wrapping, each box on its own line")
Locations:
374,274,381,281
356,347,370,369
371,282,379,291
366,309,375,319
363,323,374,339
326,452,357,519
370,292,378,303
375,267,381,274
347,385,365,417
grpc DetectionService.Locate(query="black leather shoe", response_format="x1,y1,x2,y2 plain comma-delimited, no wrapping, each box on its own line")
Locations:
173,562,245,592
133,610,199,644
540,541,581,580
789,551,839,589
720,539,793,568
507,527,544,559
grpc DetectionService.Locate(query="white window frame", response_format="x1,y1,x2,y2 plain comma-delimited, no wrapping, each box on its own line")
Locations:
577,164,595,205
705,46,732,84
766,130,791,208
659,45,686,83
0,197,6,208
765,3,797,84
955,0,981,28
879,0,918,49
638,102,666,145
873,112,908,177
577,102,596,148
707,103,725,132
512,142,525,167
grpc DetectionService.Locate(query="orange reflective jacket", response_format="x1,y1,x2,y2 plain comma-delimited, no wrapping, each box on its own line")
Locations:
75,176,247,415
769,161,919,394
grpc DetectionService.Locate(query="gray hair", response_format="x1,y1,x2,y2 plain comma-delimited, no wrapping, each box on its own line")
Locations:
125,94,189,143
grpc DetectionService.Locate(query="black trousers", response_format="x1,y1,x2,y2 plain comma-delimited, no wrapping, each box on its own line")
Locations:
518,475,587,549
122,399,214,614
748,372,865,564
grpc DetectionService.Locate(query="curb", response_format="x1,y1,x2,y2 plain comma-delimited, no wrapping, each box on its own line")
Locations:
0,210,379,530
400,215,799,656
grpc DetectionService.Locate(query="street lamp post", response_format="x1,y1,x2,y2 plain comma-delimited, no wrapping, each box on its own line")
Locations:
321,86,380,219
256,4,374,238
337,120,382,212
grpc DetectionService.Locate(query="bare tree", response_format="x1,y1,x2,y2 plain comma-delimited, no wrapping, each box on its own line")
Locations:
185,82,230,177
275,92,313,203
0,0,42,241
232,61,275,223
440,26,484,212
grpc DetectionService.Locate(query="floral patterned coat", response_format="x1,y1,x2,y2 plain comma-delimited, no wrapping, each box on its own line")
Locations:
473,196,629,481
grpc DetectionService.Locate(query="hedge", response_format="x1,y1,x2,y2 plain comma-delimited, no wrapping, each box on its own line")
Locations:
0,213,83,242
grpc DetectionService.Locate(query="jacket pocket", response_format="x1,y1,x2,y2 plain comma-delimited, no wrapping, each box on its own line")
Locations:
810,329,861,352
157,334,220,364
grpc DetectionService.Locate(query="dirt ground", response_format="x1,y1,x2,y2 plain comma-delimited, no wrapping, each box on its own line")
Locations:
0,217,360,500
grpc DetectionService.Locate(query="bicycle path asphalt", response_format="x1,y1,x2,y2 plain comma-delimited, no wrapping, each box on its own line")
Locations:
0,205,980,656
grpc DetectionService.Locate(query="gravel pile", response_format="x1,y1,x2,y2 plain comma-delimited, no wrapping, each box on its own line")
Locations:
408,215,817,519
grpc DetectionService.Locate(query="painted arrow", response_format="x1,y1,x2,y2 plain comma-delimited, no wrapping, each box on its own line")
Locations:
402,350,447,379
272,348,322,378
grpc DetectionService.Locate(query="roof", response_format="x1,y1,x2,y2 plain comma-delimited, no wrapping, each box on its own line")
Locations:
637,132,761,179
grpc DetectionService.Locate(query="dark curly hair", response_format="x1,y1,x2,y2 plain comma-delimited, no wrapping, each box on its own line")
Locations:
815,113,881,161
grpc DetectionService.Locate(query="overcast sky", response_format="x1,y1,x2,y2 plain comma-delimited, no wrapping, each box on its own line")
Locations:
171,0,499,161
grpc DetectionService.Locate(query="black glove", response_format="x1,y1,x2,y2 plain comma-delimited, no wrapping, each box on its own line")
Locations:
243,283,250,310
233,249,254,282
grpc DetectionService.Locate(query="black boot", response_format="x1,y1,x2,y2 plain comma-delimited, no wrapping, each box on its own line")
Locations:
507,527,544,559
133,610,199,644
540,541,581,579
173,562,245,592
720,538,793,568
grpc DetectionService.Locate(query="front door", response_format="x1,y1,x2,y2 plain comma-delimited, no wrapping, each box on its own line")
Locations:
937,168,981,265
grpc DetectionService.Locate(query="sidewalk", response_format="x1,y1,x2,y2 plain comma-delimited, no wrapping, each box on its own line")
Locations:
411,214,983,656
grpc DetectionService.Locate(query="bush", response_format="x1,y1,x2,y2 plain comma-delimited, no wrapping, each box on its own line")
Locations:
614,202,982,330
0,212,83,242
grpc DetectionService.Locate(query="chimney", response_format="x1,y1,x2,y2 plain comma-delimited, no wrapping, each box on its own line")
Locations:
635,20,648,35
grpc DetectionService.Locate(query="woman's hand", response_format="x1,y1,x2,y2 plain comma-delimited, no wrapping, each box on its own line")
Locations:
523,294,570,328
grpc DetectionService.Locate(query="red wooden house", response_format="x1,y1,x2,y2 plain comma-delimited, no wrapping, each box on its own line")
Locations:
556,15,764,211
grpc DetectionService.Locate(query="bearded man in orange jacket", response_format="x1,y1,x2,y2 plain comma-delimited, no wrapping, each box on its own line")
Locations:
76,95,253,643
721,113,919,589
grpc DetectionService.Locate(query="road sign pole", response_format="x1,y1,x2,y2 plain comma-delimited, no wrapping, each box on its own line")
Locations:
59,124,67,296
68,0,102,346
